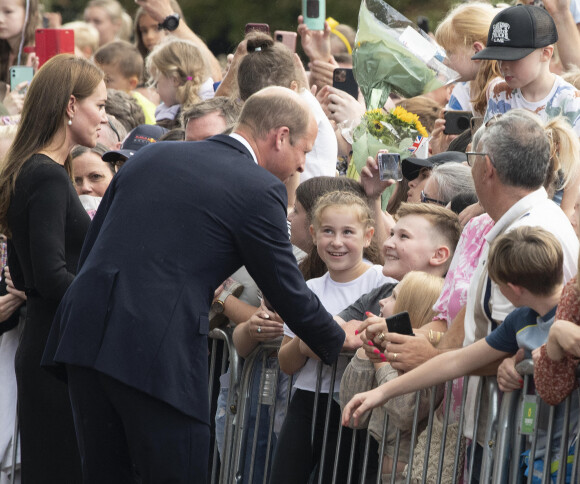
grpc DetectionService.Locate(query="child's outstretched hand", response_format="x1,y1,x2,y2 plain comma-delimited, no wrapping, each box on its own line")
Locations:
342,386,387,428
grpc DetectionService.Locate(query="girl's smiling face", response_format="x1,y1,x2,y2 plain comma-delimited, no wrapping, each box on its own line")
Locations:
312,205,374,283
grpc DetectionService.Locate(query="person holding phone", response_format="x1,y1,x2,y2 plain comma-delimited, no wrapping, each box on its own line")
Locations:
0,54,106,483
340,271,444,482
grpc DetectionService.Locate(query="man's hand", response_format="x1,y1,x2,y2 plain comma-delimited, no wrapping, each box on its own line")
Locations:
340,319,364,351
135,0,173,23
383,332,438,372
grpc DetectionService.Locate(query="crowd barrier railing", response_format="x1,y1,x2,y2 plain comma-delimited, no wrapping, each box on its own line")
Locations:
207,330,579,484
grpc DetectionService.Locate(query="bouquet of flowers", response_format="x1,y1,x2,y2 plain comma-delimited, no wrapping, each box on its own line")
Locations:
348,106,429,180
347,0,458,205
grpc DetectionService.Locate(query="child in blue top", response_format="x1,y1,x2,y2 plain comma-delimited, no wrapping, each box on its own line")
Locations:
343,225,578,482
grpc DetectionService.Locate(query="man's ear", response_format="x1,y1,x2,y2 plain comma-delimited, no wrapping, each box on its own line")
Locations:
430,245,451,268
273,126,290,150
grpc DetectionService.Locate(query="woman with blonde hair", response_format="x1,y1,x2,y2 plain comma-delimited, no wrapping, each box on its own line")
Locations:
340,271,445,482
0,54,107,482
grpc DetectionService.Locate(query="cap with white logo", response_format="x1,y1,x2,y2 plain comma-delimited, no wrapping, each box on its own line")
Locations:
471,5,557,61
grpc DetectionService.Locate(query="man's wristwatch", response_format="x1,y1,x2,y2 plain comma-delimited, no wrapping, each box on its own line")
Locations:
210,281,243,315
158,13,180,31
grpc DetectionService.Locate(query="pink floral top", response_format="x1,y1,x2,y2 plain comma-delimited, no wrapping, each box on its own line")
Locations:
432,213,495,422
535,277,580,406
433,213,495,325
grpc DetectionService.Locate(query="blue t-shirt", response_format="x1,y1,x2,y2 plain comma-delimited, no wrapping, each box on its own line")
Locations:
485,305,557,358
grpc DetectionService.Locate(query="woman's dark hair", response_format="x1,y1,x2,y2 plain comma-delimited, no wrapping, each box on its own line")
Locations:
0,55,104,236
296,176,383,280
71,143,115,175
447,128,472,153
449,192,478,215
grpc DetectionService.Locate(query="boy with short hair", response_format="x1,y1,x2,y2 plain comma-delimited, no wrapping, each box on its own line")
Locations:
94,40,157,124
473,4,580,135
337,202,462,321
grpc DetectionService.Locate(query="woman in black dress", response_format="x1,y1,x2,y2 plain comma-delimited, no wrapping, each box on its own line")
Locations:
0,55,107,483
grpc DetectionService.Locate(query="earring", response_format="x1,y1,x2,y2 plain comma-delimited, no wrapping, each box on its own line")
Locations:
68,117,73,126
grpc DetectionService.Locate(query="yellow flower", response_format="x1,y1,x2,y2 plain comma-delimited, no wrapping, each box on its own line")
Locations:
415,120,429,138
373,121,384,132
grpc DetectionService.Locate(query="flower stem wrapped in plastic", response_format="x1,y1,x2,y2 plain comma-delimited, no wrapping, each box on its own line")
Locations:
347,0,458,206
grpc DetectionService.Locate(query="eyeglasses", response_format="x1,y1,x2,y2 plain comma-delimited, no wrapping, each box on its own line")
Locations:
420,190,447,206
466,151,495,167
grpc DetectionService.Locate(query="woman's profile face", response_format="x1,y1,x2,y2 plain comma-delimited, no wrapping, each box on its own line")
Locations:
84,6,119,46
73,150,114,197
69,80,108,149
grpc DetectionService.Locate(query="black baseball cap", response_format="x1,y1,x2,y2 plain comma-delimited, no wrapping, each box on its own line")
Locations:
402,151,467,181
102,124,168,162
471,5,557,62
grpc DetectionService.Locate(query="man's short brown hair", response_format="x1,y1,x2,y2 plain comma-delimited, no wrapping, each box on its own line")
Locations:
181,97,242,130
237,87,311,145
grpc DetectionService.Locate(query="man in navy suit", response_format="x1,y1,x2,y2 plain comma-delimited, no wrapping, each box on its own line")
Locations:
43,86,346,483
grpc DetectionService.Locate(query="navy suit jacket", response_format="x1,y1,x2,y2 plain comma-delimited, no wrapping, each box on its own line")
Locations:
44,135,345,424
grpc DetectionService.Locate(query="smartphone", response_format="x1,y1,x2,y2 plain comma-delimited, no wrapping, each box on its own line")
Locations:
332,68,358,99
245,23,270,35
470,116,484,138
35,29,75,68
385,311,414,336
443,110,473,135
274,30,297,53
378,153,402,181
10,66,33,94
302,0,325,30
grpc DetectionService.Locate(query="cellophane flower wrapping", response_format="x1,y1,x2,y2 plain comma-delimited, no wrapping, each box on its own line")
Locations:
347,0,458,208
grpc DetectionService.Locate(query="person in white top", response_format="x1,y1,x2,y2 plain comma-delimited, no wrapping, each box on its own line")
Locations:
271,190,392,484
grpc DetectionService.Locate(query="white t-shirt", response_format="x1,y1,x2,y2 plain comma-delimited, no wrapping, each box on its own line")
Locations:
284,265,394,394
299,89,338,182
484,75,580,136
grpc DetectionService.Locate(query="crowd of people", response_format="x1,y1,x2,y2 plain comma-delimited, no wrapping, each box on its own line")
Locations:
0,0,580,483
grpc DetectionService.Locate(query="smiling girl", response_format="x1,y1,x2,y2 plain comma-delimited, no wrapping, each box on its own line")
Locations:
271,190,391,484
